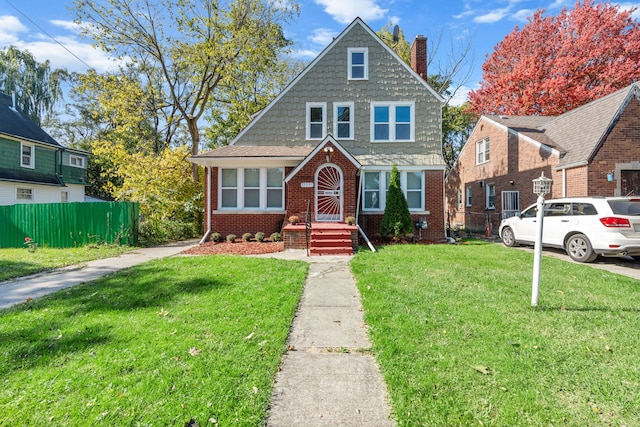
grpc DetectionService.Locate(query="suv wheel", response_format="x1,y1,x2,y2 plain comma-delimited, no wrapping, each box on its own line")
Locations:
501,227,517,247
566,233,598,263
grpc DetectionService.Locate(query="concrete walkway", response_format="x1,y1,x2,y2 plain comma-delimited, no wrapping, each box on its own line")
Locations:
0,240,198,309
252,251,395,426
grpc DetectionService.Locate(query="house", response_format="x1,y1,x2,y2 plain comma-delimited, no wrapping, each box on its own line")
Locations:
0,93,89,205
189,18,447,253
445,82,640,235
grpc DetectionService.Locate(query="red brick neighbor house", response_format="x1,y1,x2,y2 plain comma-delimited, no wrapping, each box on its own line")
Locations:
445,82,640,235
190,18,447,254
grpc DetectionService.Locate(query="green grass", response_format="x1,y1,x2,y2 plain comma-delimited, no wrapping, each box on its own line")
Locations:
0,255,307,426
351,241,640,427
0,245,134,282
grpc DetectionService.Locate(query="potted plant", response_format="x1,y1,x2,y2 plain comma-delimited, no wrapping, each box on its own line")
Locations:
289,215,300,225
345,216,356,225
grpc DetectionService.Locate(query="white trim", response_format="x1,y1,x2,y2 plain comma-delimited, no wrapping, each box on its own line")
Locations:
15,186,34,202
333,102,355,140
218,167,284,211
285,135,361,183
69,154,86,168
20,142,34,169
306,102,327,140
315,163,344,222
347,47,368,80
227,18,444,147
362,169,424,212
476,137,490,165
370,101,415,142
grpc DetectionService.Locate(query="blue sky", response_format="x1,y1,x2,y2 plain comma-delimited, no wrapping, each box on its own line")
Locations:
1,0,639,104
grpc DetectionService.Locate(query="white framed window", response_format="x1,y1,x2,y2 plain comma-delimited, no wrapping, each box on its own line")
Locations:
16,187,33,201
362,170,424,211
69,155,85,168
457,188,463,210
371,102,415,142
476,137,490,164
486,183,496,209
61,191,69,203
466,187,472,207
306,102,326,140
219,168,284,210
334,102,354,140
21,143,34,168
348,48,368,80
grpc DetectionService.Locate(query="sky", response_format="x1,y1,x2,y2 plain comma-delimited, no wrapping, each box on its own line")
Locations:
1,0,639,105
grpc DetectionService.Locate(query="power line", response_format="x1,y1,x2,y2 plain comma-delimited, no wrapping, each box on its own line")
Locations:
3,0,93,70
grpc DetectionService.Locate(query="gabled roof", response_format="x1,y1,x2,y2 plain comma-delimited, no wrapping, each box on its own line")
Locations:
189,145,313,167
545,83,640,168
284,135,361,183
227,17,444,147
0,93,62,147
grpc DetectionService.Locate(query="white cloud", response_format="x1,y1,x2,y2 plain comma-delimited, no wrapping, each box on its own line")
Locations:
512,8,535,22
293,48,319,58
314,0,388,24
616,2,640,19
50,19,83,33
309,28,337,45
474,8,510,24
0,15,28,45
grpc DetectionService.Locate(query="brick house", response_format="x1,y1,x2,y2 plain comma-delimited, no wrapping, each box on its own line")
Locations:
0,93,89,205
445,82,640,235
189,18,447,254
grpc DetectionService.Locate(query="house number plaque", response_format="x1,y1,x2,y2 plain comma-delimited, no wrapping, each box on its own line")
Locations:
301,182,314,188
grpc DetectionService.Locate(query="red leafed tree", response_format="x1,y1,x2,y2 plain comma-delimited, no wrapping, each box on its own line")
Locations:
469,0,640,116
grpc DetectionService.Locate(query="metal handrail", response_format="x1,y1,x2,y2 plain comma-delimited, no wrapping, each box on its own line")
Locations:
305,200,311,257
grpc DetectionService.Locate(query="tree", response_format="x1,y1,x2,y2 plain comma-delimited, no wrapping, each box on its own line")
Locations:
469,0,640,116
442,103,476,173
0,46,67,125
381,164,414,240
73,0,299,179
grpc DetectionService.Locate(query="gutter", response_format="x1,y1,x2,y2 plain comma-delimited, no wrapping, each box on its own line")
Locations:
199,166,212,244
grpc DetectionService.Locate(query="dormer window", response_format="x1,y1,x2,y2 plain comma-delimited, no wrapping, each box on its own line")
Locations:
348,48,368,80
21,143,34,168
306,102,326,140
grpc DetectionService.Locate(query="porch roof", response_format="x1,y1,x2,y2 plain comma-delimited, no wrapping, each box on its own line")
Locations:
189,145,314,167
356,153,446,168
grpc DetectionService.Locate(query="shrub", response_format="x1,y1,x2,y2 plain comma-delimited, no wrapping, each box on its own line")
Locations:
345,216,356,225
138,218,200,246
255,232,265,242
226,234,236,243
289,215,300,224
381,164,414,239
270,232,281,242
211,232,222,242
242,232,252,241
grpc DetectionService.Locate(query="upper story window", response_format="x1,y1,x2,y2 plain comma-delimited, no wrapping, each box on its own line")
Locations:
348,48,368,80
334,102,354,140
21,143,34,168
69,155,85,168
306,102,326,140
220,168,284,210
476,137,490,164
371,102,414,142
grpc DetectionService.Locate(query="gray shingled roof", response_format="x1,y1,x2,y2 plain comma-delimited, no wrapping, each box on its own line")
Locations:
485,83,640,169
0,93,61,147
191,145,314,159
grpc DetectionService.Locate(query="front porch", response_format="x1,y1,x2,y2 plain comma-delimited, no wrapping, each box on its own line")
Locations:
283,222,358,256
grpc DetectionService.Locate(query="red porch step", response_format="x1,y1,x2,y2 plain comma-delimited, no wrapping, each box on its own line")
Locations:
309,224,355,256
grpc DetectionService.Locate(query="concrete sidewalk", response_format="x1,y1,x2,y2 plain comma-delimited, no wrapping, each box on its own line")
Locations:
0,240,197,309
253,251,395,426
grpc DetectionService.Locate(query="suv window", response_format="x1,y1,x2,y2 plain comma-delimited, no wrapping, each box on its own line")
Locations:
608,200,640,215
571,203,598,215
521,205,538,218
544,202,571,216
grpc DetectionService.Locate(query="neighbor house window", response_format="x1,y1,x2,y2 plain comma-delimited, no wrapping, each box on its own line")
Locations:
21,143,34,168
306,102,326,140
334,102,354,139
220,168,284,210
348,48,368,80
16,187,33,201
371,102,414,142
61,191,69,203
69,155,85,168
362,170,423,211
486,183,496,209
466,187,472,206
457,188,463,210
476,137,490,164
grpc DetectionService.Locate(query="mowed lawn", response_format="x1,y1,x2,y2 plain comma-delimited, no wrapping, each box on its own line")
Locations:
0,255,307,426
351,241,640,427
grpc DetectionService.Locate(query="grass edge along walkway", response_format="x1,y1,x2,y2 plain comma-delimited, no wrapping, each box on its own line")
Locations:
0,255,308,426
351,241,640,427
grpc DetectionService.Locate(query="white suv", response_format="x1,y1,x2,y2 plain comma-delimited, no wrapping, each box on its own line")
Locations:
499,197,640,263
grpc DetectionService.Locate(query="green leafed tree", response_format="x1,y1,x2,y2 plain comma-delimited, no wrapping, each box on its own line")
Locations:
73,0,299,180
381,164,414,239
0,46,67,125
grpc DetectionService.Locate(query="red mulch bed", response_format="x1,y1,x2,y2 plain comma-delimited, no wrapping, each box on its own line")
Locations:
181,240,285,256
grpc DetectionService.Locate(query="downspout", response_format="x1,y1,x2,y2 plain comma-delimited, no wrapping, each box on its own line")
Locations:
356,167,376,252
200,166,212,244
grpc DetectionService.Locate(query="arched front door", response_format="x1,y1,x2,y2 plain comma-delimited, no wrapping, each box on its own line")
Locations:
315,164,343,222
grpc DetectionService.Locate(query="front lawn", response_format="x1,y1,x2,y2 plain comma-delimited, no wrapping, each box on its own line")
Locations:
351,241,640,426
0,245,134,282
0,255,307,426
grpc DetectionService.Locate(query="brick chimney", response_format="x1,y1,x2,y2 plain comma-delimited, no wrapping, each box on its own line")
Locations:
410,35,427,80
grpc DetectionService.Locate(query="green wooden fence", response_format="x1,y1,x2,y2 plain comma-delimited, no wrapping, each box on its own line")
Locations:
0,202,139,248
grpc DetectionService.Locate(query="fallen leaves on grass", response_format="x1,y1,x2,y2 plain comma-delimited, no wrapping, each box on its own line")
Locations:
181,241,284,256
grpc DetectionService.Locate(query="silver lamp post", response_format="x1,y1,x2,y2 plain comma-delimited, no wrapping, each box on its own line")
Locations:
531,172,552,307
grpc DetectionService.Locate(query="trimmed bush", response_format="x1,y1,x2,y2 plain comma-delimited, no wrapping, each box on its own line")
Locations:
242,232,252,241
270,232,281,242
226,234,236,243
381,164,414,239
211,232,222,243
255,232,265,242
